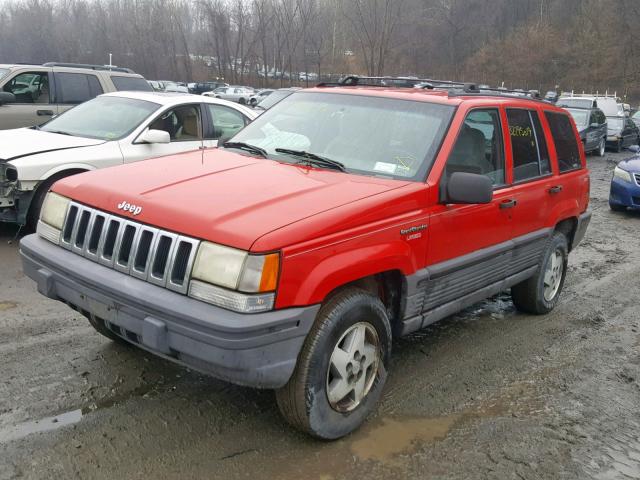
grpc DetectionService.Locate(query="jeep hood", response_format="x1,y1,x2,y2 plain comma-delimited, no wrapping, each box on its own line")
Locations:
0,128,105,161
52,148,412,251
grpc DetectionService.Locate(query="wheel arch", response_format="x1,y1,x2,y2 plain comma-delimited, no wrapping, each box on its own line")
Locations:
554,217,578,251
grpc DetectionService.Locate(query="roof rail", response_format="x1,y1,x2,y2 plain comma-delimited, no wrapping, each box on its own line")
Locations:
42,62,135,74
316,75,548,101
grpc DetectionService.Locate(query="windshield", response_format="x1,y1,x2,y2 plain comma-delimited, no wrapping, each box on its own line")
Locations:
558,98,593,109
607,117,623,131
566,109,589,127
41,96,159,140
230,91,455,181
633,111,640,120
111,76,153,92
257,90,295,110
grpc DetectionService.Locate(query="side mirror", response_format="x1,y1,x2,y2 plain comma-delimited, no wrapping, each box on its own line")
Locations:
628,145,640,153
0,92,16,106
139,129,170,144
590,123,599,128
443,172,493,204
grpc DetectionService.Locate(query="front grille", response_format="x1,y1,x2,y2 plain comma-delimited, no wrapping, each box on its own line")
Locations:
60,202,200,294
634,173,640,186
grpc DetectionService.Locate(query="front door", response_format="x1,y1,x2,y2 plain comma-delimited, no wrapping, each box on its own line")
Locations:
426,108,515,313
120,104,204,163
0,69,57,129
202,103,250,148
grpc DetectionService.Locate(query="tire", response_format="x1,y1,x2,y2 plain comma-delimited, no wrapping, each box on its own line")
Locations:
610,203,626,212
595,138,606,157
616,140,622,153
276,288,391,440
86,313,131,346
26,172,80,230
239,97,246,105
512,232,568,315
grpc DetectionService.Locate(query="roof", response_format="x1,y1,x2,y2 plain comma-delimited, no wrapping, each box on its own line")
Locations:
99,91,258,117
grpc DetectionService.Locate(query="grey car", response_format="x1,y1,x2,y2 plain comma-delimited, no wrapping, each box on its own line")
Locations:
203,86,255,105
0,63,151,130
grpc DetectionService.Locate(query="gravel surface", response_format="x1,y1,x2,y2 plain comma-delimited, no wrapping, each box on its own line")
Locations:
0,152,639,479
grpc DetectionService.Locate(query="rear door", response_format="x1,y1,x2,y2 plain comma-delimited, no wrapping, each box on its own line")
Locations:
0,68,56,129
505,107,555,239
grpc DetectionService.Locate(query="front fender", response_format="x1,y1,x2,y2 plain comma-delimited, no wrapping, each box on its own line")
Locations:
277,239,417,308
39,163,96,182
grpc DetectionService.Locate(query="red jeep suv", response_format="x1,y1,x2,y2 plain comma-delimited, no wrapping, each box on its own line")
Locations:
21,78,591,439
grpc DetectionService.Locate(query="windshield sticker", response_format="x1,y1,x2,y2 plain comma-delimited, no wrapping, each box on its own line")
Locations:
393,155,416,172
374,162,397,174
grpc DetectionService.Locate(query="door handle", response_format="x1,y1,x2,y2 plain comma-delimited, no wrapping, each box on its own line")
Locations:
37,110,54,116
499,199,517,209
548,185,563,194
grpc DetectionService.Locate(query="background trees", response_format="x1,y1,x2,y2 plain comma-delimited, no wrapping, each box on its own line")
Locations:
1,0,638,103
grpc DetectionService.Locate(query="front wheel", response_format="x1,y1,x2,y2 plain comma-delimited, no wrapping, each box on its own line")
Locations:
596,138,606,157
512,232,568,314
276,288,391,439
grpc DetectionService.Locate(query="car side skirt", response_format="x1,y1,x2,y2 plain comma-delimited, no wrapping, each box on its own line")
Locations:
398,228,552,336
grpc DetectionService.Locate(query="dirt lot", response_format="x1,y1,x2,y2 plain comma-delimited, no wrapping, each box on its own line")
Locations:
0,152,639,480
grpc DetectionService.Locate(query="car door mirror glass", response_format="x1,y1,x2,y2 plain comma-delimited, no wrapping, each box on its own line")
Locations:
139,129,170,144
590,123,599,128
0,92,16,105
443,172,493,204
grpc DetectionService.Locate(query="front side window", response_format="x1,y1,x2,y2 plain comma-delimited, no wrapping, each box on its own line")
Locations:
230,92,455,181
507,109,551,182
41,96,158,140
55,73,103,104
205,104,247,140
2,71,49,104
149,105,202,142
544,111,581,173
0,68,10,81
445,109,505,186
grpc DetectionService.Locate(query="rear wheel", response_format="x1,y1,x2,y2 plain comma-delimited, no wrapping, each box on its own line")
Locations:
276,288,391,439
596,138,606,157
512,232,568,314
239,97,246,105
616,140,623,153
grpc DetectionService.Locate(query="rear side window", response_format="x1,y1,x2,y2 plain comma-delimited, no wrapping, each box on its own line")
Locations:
544,111,581,172
55,73,103,104
111,76,153,92
506,109,551,182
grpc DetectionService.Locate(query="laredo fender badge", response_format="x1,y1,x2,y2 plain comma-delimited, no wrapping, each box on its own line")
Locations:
400,224,427,236
117,201,143,216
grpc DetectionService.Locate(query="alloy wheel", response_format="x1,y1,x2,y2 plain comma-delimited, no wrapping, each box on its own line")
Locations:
326,322,380,412
543,249,564,302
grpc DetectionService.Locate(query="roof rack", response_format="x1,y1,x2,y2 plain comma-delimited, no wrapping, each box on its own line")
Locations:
317,75,546,101
42,62,135,74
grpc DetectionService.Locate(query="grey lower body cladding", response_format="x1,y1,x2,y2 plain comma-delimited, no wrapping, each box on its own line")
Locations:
400,226,564,336
20,234,320,389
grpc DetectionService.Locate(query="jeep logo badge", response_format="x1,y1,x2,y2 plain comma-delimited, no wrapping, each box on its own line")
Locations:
117,201,142,216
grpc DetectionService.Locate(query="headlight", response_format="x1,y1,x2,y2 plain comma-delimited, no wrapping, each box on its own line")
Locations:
37,192,70,245
189,241,280,313
613,166,632,183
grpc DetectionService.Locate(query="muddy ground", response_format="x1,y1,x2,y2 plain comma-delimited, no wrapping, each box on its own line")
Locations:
1,152,639,480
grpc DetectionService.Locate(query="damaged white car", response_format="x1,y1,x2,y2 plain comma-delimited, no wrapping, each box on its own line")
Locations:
0,91,256,226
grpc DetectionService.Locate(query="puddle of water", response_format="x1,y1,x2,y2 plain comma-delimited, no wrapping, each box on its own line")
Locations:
0,409,82,443
0,301,17,311
350,415,461,464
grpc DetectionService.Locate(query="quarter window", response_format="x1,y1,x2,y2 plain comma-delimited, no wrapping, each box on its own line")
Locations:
544,111,581,173
446,109,505,186
507,109,551,182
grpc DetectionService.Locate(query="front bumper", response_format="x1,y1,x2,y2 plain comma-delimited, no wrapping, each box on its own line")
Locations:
20,234,320,388
609,176,640,209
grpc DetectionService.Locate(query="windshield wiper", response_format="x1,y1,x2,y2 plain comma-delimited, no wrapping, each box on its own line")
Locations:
275,148,346,172
43,129,74,136
222,141,268,158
